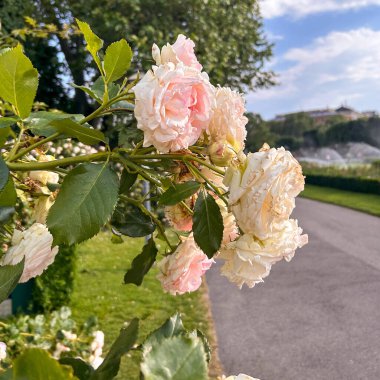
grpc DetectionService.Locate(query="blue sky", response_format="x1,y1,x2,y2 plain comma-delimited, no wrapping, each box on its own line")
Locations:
247,0,380,119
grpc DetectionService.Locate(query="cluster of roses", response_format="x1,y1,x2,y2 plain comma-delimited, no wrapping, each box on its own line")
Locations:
133,35,307,294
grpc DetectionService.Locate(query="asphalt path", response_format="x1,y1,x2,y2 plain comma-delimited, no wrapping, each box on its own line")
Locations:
207,198,380,380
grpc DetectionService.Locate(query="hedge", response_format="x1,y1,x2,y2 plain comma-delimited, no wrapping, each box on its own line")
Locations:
305,174,380,195
31,245,77,313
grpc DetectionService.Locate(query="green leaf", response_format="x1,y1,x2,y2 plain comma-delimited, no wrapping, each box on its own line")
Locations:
116,205,155,237
0,156,9,190
13,348,78,380
0,45,38,118
47,163,119,245
141,335,208,380
0,206,15,223
144,314,184,351
124,238,158,286
0,177,17,207
119,170,137,194
0,117,18,128
25,111,83,137
192,192,223,258
159,181,200,206
76,19,103,72
91,77,119,101
0,259,24,304
59,358,95,380
104,39,133,83
0,126,10,148
118,127,143,149
91,319,139,380
70,83,102,103
50,118,106,145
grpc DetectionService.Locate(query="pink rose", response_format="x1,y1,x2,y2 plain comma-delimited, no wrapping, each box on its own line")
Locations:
134,63,215,152
157,234,213,295
152,34,202,71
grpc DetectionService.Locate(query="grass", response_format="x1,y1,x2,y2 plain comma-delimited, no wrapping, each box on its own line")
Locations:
301,184,380,217
70,233,217,379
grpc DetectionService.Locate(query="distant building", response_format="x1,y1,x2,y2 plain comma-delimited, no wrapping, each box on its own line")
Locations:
272,105,378,124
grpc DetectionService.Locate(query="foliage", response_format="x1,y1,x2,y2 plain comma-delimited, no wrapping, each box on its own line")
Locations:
31,245,77,313
70,233,214,379
0,306,101,370
301,184,380,217
305,173,380,195
1,1,274,114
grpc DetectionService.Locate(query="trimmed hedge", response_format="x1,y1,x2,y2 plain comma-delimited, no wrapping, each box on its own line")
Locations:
305,174,380,195
31,245,77,312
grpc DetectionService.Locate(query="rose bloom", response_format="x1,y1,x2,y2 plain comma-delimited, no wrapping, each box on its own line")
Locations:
134,62,215,153
33,195,55,224
1,223,59,283
157,234,213,295
218,220,308,289
207,87,248,153
165,196,195,232
218,200,239,246
152,34,202,71
225,144,305,240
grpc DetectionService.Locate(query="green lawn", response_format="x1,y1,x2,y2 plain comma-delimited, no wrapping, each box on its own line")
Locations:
70,233,216,379
301,185,380,217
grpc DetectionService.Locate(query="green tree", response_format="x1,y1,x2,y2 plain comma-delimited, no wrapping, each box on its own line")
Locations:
2,0,274,114
245,112,276,152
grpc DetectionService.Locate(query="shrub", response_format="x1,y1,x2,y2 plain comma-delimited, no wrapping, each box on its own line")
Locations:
31,245,77,313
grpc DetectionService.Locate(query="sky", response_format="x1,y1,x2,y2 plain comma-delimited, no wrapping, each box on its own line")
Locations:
247,0,380,119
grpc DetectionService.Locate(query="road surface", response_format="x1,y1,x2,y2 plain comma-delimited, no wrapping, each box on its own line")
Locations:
207,198,380,380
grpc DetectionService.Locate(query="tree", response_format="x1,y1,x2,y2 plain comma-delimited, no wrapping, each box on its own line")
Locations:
245,112,276,152
1,0,274,113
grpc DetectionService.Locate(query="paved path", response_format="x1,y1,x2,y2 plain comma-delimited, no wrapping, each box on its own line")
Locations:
207,198,380,380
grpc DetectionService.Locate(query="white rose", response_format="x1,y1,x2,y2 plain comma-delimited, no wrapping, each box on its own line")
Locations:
207,87,248,153
218,220,308,289
33,195,55,224
226,144,305,239
0,342,6,361
1,223,59,283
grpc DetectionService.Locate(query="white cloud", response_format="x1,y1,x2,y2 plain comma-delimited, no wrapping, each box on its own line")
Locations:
260,0,380,19
247,28,380,118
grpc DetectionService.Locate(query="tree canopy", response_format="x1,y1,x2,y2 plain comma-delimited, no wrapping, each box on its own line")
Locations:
1,0,274,113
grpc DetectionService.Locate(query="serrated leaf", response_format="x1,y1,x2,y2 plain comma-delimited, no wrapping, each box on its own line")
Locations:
0,259,24,304
159,181,200,206
0,45,38,118
59,358,95,380
116,204,155,237
91,319,139,380
13,348,77,379
144,314,185,351
124,238,157,286
0,177,17,207
91,77,119,101
47,163,119,245
192,192,223,258
104,39,132,83
141,335,208,380
0,156,9,190
76,19,103,72
25,111,84,137
119,170,137,194
50,118,105,145
71,83,102,103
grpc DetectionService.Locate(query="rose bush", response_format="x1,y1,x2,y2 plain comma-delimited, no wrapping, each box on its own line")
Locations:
0,21,307,379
